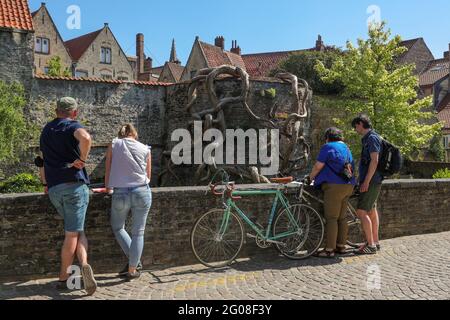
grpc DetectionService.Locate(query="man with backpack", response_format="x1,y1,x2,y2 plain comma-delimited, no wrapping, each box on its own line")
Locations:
352,114,383,255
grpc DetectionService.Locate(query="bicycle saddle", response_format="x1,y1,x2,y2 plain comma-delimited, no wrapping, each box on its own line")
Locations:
270,177,294,184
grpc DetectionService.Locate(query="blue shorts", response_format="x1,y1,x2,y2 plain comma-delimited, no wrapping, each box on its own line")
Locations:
48,182,90,233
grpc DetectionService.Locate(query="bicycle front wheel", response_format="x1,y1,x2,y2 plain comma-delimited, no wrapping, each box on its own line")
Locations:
273,204,324,260
191,209,244,268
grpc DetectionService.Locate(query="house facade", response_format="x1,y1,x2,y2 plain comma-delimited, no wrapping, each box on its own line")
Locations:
64,23,134,80
31,3,72,75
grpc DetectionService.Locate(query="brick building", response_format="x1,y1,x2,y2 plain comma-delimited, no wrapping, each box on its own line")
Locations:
31,3,72,76
158,39,185,83
64,23,134,80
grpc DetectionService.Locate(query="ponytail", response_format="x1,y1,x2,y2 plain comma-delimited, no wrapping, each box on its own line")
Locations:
118,123,138,139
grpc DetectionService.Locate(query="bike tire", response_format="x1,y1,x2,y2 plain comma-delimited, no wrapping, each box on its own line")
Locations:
191,209,244,268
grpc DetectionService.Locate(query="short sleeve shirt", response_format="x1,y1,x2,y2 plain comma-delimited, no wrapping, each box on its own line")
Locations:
359,130,384,184
40,118,90,189
314,141,356,187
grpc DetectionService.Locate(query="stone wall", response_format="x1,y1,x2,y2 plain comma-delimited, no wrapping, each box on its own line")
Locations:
402,160,450,178
1,179,449,280
0,29,34,90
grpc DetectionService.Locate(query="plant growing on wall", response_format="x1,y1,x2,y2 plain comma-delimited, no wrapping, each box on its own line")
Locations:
316,22,442,158
0,81,36,163
432,168,450,179
46,56,71,77
0,173,44,194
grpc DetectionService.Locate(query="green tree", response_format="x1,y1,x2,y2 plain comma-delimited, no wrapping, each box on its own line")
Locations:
47,56,71,77
316,22,442,158
0,81,35,163
272,49,344,95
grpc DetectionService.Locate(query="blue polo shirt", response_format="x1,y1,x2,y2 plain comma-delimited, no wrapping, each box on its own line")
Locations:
359,130,384,184
314,141,356,187
40,118,90,189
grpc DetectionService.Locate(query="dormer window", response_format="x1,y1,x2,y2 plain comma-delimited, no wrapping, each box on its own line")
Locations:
35,37,50,54
101,47,112,64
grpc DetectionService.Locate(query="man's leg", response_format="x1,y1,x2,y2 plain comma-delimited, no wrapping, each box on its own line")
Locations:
356,209,374,246
60,232,79,281
76,232,88,266
368,208,380,245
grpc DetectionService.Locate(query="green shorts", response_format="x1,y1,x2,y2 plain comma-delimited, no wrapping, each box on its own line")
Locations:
357,183,382,212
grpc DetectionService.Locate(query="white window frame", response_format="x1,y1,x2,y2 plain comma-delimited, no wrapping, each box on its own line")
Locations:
101,47,112,64
35,37,49,54
444,135,450,149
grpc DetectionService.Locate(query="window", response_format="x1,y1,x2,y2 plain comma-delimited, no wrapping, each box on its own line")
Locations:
117,76,129,81
101,74,113,80
35,37,50,54
75,70,88,78
43,67,49,74
101,47,112,64
444,135,450,149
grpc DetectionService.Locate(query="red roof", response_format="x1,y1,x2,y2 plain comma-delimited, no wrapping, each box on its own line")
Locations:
419,58,449,87
0,0,33,31
65,29,102,61
438,106,450,130
199,41,246,70
35,74,173,86
166,62,185,82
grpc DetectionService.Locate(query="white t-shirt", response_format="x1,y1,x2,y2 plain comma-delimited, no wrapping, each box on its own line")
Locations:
108,138,151,188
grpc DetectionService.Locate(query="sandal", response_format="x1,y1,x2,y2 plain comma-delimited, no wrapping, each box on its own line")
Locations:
315,249,335,258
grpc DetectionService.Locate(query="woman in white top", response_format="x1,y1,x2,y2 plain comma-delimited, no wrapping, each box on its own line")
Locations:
105,124,152,281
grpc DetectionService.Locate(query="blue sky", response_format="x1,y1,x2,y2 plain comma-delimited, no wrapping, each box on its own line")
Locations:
29,0,450,66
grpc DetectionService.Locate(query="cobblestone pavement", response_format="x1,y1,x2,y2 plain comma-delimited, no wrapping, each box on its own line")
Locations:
1,232,450,300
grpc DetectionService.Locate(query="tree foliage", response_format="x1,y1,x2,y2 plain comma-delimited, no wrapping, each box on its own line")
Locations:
272,49,344,95
315,22,442,158
0,81,36,163
47,56,71,77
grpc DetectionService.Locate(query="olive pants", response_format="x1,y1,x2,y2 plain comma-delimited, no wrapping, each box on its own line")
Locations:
321,184,354,250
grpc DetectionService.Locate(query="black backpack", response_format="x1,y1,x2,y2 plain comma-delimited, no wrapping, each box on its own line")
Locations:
377,138,403,177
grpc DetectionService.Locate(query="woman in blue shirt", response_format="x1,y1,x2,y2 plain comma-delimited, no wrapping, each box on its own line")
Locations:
307,128,356,258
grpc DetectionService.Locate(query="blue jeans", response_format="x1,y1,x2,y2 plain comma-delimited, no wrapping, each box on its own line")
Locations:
110,185,152,268
48,182,89,233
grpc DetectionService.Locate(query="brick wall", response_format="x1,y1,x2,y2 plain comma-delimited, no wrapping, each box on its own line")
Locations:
1,179,449,280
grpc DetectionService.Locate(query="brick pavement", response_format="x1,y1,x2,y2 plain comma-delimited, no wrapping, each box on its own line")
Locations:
1,232,449,300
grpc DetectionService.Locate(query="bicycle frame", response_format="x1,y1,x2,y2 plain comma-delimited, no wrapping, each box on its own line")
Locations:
217,188,301,242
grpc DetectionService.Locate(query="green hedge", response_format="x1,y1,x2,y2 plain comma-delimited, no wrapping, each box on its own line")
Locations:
433,168,450,179
0,173,44,194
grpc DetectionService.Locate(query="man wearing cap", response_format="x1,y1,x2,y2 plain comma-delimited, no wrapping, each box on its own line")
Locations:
39,97,97,295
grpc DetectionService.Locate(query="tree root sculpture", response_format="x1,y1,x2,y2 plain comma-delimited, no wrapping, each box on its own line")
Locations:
159,66,312,186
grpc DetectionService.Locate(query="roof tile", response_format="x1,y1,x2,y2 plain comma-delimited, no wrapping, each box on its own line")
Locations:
419,58,449,87
64,29,102,61
0,0,33,31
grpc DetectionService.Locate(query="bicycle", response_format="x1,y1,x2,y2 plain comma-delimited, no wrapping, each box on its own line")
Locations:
296,183,366,249
190,176,325,268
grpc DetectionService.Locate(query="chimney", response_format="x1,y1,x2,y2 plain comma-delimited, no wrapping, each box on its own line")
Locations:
215,36,225,50
41,2,46,7
144,57,152,73
315,35,324,51
230,40,242,55
136,33,145,76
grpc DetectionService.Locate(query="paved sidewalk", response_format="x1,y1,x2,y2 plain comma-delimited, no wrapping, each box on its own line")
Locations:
1,232,449,300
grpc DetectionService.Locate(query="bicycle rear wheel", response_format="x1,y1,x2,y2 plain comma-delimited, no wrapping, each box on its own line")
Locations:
346,199,366,248
191,209,244,268
273,204,324,260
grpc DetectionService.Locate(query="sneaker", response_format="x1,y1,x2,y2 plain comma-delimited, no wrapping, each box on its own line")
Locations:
81,264,97,296
55,280,69,291
376,244,381,251
125,271,141,282
118,262,143,277
355,244,377,255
